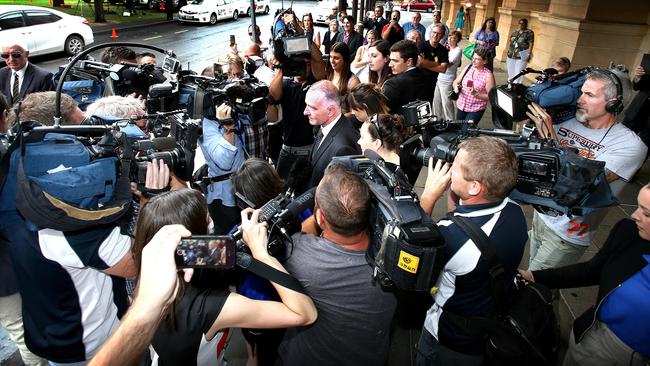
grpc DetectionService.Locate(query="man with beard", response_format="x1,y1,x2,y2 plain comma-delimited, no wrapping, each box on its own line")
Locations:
526,69,647,271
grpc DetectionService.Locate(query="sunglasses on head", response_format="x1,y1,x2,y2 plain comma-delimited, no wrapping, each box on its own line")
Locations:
1,52,24,59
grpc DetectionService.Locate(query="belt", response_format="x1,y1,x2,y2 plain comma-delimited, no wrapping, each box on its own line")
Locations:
281,144,312,155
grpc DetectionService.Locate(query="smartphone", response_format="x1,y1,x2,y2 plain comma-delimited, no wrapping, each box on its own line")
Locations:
642,53,650,75
230,34,236,46
175,235,236,269
466,80,474,88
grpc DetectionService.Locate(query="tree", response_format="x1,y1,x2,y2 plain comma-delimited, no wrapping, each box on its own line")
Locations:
95,0,106,23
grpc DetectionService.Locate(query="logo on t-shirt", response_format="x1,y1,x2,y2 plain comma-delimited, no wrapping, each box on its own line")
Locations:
557,127,603,159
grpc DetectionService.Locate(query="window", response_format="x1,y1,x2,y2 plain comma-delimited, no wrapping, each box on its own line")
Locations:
25,11,62,26
0,12,25,31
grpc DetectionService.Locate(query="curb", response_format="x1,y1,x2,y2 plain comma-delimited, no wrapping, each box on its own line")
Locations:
92,19,175,35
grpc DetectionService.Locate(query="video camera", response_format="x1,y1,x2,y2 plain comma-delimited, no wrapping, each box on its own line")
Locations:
331,154,446,292
490,66,592,130
272,8,312,77
400,106,616,216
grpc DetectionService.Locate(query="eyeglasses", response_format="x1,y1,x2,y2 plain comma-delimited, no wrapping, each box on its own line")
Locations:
0,52,23,59
369,114,383,141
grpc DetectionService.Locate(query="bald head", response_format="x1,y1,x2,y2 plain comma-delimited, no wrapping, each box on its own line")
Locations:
244,43,262,57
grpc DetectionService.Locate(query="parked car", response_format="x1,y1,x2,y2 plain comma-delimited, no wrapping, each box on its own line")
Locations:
314,0,348,26
0,5,94,56
400,0,436,13
178,0,240,24
234,0,270,17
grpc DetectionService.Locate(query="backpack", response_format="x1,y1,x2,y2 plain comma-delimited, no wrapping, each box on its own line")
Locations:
446,214,560,366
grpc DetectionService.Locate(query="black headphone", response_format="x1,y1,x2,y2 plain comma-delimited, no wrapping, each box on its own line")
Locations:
596,69,624,115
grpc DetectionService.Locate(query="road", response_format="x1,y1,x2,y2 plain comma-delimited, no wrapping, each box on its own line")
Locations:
31,0,325,74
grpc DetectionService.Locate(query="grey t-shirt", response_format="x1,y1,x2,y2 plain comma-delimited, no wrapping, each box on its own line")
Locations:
279,232,397,366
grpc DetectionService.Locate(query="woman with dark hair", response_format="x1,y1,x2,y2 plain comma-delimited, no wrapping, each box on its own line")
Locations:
453,47,496,123
133,189,317,366
327,42,360,95
302,13,321,49
474,17,499,71
454,6,465,34
230,158,289,366
367,40,392,87
357,113,408,166
347,83,390,126
506,18,534,83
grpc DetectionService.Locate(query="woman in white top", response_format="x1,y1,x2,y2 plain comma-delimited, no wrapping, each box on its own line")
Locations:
352,30,378,81
433,30,462,120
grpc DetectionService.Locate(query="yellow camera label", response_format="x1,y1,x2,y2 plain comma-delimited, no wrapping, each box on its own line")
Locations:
397,250,419,274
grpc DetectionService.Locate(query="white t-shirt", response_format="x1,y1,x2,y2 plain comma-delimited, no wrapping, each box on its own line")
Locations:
438,46,462,83
539,118,647,246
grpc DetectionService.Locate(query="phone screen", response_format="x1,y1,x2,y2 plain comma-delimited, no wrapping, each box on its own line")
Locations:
175,235,236,269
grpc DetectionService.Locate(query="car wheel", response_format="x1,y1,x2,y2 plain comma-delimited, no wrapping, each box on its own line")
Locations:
247,7,252,17
209,12,217,24
427,7,433,12
233,10,238,20
264,5,269,14
64,35,84,55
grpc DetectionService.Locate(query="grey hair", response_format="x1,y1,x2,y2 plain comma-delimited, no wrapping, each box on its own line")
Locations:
407,29,422,39
85,96,145,119
308,80,341,110
0,39,29,52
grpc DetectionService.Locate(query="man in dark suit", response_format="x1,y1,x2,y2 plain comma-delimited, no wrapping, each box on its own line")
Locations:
382,40,434,114
1,42,54,106
335,16,364,57
305,80,361,188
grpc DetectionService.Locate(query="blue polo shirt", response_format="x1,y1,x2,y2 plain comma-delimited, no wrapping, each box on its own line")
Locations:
599,254,650,358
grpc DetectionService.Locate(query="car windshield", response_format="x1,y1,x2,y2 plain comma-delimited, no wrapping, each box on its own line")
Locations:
189,0,203,4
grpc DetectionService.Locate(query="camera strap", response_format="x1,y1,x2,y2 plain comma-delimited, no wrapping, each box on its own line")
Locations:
235,251,307,294
445,213,508,315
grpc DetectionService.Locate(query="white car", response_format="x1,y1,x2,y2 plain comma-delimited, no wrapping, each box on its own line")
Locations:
314,1,345,27
234,0,270,17
178,0,240,25
0,6,94,56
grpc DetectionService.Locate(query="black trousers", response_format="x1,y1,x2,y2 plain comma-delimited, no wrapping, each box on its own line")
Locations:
208,199,240,235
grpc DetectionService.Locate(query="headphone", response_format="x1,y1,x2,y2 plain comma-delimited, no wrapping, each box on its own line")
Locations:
596,69,624,115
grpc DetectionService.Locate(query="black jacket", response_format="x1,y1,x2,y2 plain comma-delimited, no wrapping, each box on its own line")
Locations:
382,67,435,114
533,218,650,343
0,63,54,105
335,31,363,58
308,114,360,187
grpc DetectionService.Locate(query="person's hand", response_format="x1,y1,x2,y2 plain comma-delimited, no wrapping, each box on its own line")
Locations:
517,269,535,283
470,87,478,96
136,225,191,311
423,158,451,202
634,65,646,81
146,158,170,190
216,103,233,121
240,208,269,259
526,102,554,139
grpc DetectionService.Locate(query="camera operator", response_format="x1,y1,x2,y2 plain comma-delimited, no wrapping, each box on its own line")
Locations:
417,136,528,365
85,95,146,129
6,91,85,127
200,103,246,234
278,164,397,365
526,69,647,271
100,46,137,64
268,43,326,181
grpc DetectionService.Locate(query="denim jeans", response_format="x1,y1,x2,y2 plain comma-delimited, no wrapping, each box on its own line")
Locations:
456,109,486,125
